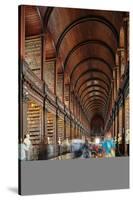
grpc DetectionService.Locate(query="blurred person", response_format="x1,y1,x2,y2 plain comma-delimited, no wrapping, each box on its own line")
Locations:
82,139,91,158
58,138,62,156
101,131,116,158
19,138,28,160
71,139,83,158
24,133,32,160
38,137,48,160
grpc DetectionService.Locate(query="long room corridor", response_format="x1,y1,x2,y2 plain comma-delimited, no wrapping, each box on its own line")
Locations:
19,5,129,160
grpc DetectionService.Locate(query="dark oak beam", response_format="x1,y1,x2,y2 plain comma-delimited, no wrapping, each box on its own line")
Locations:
56,15,119,55
64,40,115,69
70,56,113,80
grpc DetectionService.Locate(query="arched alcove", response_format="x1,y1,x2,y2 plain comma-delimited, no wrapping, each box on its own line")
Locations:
90,115,104,136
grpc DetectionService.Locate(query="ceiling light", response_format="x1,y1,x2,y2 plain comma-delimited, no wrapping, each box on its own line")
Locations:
95,137,100,144
93,80,98,84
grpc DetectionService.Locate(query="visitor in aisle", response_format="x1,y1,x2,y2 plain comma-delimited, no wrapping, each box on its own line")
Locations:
19,138,28,160
82,139,91,158
101,131,116,157
24,133,32,160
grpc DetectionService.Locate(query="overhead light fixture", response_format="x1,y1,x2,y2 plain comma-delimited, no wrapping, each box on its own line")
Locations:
93,80,98,84
95,137,100,144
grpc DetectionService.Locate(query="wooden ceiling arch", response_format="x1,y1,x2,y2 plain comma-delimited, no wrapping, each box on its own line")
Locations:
25,6,43,37
89,110,104,117
86,103,105,112
55,14,119,55
81,90,108,104
89,110,104,119
70,56,113,80
87,108,105,117
87,103,106,111
76,77,110,96
80,87,108,105
42,7,54,31
88,107,105,114
24,5,126,122
65,42,115,74
80,87,108,101
79,84,108,99
85,99,106,110
63,39,115,70
73,68,111,91
83,95,107,109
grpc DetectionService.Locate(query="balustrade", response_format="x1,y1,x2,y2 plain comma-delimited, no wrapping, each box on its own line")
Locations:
22,60,89,141
23,61,43,92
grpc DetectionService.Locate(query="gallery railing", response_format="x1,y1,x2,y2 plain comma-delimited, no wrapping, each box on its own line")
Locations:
65,106,70,117
23,61,43,93
22,61,88,134
57,97,64,112
44,83,56,103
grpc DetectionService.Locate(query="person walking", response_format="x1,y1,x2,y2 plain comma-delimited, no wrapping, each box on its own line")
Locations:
24,133,32,160
19,138,28,161
82,139,91,158
101,131,116,158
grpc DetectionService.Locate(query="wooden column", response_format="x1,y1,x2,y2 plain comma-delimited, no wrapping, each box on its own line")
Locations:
78,103,80,121
70,119,72,139
76,124,78,138
113,109,116,139
120,48,126,77
122,94,125,155
73,94,75,116
116,52,120,92
73,123,76,138
71,121,74,139
76,125,78,138
112,111,114,138
111,81,114,108
113,68,117,101
44,58,56,94
42,97,46,141
79,127,81,139
78,125,80,138
56,109,58,144
19,5,25,63
116,105,119,154
68,84,71,110
19,5,25,141
64,116,66,140
41,35,44,81
22,96,28,140
77,125,79,138
79,106,81,123
62,73,64,102
19,6,25,194
115,67,117,98
71,92,74,114
54,59,57,95
75,98,77,117
64,84,70,108
123,17,129,65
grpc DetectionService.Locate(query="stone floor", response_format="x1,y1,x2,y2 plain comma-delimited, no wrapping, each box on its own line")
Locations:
50,153,86,160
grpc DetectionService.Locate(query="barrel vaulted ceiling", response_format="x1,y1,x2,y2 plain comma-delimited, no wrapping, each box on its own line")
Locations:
24,5,127,122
